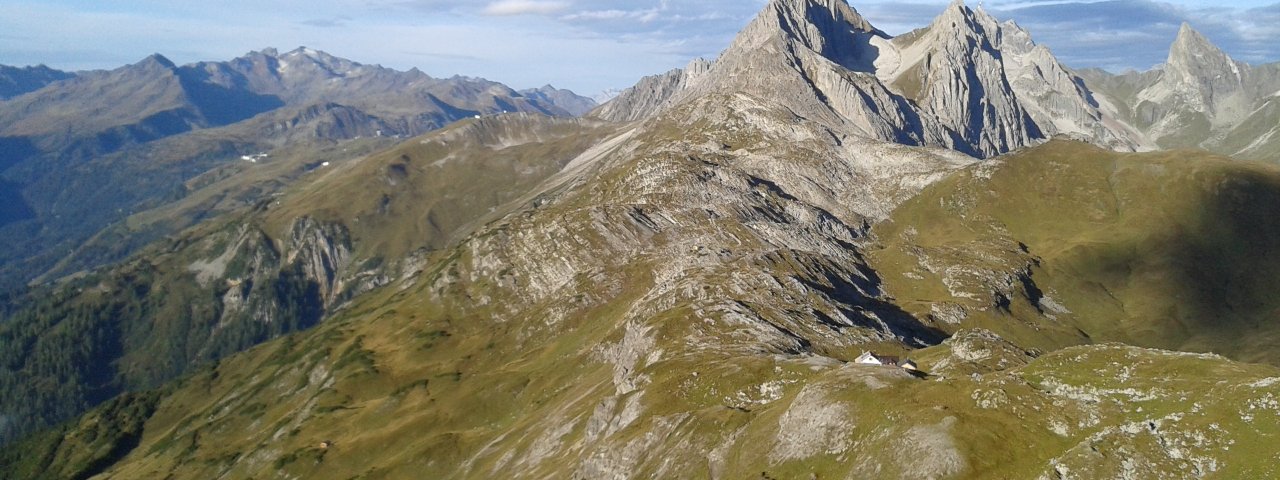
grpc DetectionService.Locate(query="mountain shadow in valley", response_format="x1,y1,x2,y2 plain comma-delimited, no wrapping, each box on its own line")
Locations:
176,69,285,126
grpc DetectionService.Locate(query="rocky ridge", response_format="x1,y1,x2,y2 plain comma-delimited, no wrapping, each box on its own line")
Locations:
595,0,1140,157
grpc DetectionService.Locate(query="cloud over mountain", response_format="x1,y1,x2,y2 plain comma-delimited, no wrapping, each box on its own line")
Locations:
1,0,1276,95
481,0,570,16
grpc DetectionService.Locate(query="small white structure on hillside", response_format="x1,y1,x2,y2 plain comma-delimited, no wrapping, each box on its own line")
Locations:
856,352,918,371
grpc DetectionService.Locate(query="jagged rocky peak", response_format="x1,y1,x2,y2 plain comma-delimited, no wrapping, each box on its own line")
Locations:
993,18,1146,150
599,0,1145,158
1165,23,1247,92
592,0,886,123
876,0,1041,156
686,57,713,76
908,0,1004,61
590,66,696,122
998,19,1037,55
1168,23,1233,68
730,0,884,67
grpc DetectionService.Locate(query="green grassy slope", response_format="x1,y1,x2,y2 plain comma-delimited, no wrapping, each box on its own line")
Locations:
871,140,1280,363
12,275,1277,479
0,113,612,446
262,114,616,261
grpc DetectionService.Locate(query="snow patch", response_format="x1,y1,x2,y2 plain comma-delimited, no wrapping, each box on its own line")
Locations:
241,152,268,163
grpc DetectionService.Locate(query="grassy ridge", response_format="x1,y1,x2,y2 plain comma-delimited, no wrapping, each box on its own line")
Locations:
871,140,1280,362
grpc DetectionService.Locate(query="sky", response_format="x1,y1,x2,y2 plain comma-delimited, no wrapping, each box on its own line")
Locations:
1,0,1278,97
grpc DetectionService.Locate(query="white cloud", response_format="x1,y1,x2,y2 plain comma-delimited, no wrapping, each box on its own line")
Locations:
481,0,568,16
563,9,660,22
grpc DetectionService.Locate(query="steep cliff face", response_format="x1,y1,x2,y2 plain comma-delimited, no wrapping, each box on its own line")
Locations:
0,213,364,445
989,20,1147,150
1160,23,1254,122
874,1,1041,157
286,217,353,305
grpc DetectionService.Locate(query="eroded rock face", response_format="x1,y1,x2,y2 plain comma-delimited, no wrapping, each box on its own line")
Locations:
287,217,352,305
1161,23,1253,122
995,20,1145,151
875,1,1041,157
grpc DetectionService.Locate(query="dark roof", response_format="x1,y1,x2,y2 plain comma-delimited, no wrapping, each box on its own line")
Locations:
876,355,901,366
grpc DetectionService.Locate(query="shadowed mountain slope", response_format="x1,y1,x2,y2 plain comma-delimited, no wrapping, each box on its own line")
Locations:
872,140,1280,364
0,65,75,100
10,133,1280,478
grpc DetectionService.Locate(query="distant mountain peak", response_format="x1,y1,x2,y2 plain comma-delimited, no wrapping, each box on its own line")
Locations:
517,84,597,116
1164,21,1246,103
0,64,75,100
1168,22,1229,65
140,53,177,70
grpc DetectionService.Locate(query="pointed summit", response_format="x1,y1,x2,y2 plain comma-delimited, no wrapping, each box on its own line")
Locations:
1163,22,1247,109
138,53,176,70
601,0,1056,157
1168,22,1231,67
925,0,1003,50
725,0,884,71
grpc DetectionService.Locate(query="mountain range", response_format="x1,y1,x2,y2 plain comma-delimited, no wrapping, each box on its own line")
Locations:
0,47,595,291
3,0,1280,478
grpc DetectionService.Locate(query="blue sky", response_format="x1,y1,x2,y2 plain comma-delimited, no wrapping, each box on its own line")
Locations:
1,0,1278,96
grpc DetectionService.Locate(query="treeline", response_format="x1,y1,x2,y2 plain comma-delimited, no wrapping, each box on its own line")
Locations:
0,240,327,446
